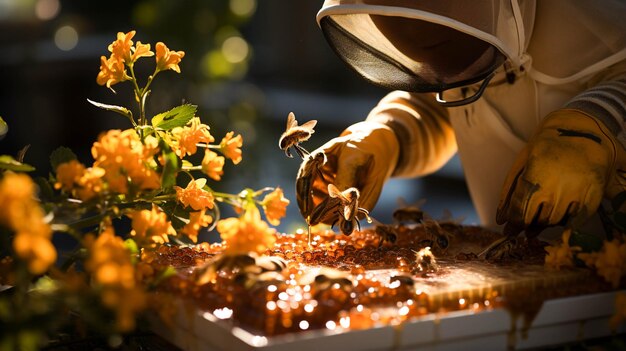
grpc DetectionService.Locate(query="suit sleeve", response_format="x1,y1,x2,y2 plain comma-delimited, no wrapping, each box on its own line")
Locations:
365,90,457,178
564,73,626,148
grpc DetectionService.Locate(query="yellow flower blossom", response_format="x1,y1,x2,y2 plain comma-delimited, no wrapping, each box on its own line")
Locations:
610,292,626,330
261,187,290,226
75,167,105,201
132,41,154,62
97,55,129,88
91,129,160,194
174,178,215,211
217,206,276,255
180,210,213,243
55,161,104,201
0,172,37,229
578,239,626,288
169,117,214,158
155,42,185,73
108,30,135,63
13,232,56,275
55,160,86,191
544,229,581,270
127,205,176,245
220,131,243,165
0,173,56,275
201,150,225,181
84,226,147,332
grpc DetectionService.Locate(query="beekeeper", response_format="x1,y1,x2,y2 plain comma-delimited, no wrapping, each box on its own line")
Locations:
296,0,626,236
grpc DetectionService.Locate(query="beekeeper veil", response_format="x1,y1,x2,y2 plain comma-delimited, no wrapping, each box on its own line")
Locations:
317,0,531,103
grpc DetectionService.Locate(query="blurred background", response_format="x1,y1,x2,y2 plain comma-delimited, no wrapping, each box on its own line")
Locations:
0,0,477,239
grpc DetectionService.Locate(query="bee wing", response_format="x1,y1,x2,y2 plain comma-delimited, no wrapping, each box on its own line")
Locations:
299,119,318,132
286,112,298,130
343,205,353,221
328,184,350,203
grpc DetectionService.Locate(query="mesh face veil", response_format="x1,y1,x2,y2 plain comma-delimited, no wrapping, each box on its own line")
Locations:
317,0,527,103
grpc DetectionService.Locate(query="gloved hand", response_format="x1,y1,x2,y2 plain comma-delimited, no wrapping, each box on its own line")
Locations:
296,121,399,225
497,109,626,234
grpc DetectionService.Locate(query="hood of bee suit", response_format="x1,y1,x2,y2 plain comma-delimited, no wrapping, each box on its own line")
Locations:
318,0,626,93
316,0,534,95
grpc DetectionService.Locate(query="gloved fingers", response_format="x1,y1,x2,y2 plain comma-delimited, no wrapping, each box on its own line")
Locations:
497,148,529,225
498,173,540,227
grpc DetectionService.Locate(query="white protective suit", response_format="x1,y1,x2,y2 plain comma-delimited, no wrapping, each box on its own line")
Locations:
312,0,626,228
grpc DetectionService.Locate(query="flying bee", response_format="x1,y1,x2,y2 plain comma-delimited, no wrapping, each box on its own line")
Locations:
279,112,317,159
393,198,426,224
328,184,372,235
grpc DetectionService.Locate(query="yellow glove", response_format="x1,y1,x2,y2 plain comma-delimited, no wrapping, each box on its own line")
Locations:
295,121,399,224
497,109,626,232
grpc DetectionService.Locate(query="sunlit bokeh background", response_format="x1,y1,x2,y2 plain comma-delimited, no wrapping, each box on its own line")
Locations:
0,0,477,241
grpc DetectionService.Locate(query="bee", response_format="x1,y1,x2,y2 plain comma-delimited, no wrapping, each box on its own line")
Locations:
392,198,426,224
278,112,317,159
328,184,372,235
371,218,397,247
479,236,519,262
421,219,450,252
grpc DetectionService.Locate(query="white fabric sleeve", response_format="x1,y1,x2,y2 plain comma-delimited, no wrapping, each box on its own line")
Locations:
564,73,626,148
365,91,457,178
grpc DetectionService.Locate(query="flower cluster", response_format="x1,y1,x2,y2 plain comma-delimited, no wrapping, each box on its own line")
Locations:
84,225,147,332
578,238,626,288
97,30,183,89
544,229,581,270
0,30,291,343
0,173,56,275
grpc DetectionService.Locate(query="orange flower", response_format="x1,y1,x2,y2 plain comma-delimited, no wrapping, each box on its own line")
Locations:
220,132,243,165
108,30,135,63
84,226,147,332
155,42,185,73
261,187,290,226
544,229,581,270
0,173,56,275
75,167,105,201
578,239,626,288
97,55,129,88
91,129,160,194
180,210,213,243
0,172,37,229
55,160,86,191
201,150,225,181
169,117,214,158
127,205,176,245
174,178,215,211
13,232,56,275
217,206,276,255
55,160,104,201
131,41,154,62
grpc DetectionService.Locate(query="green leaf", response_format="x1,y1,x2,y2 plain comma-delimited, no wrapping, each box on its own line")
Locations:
151,104,197,130
87,99,132,118
0,116,7,140
49,146,77,170
159,141,179,189
569,229,603,252
0,155,35,172
124,238,139,256
34,176,54,201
